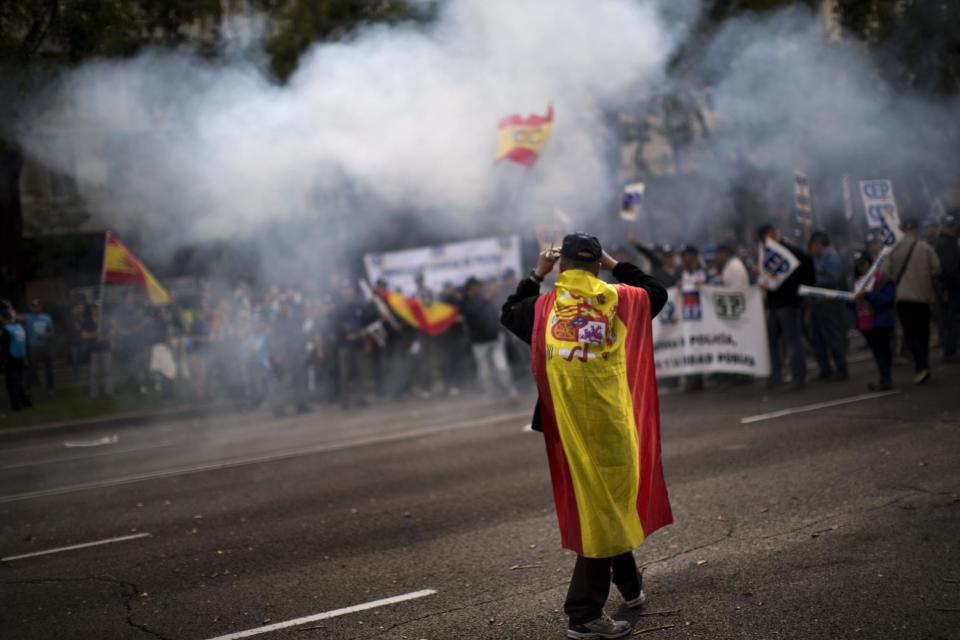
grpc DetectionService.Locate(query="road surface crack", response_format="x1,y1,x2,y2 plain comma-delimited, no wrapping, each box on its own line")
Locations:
0,575,170,640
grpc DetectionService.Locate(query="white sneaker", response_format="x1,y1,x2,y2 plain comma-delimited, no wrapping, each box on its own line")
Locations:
567,612,631,639
623,589,646,608
913,369,930,384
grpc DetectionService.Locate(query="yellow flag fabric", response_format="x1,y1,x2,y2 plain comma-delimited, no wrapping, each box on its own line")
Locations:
103,232,173,305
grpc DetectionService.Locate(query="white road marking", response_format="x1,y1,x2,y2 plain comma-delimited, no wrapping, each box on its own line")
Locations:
63,434,119,448
204,589,437,640
1,532,151,562
740,390,900,424
0,441,177,471
0,410,531,504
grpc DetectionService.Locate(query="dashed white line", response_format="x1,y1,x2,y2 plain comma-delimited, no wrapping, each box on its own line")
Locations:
204,589,437,640
740,390,900,424
1,532,152,562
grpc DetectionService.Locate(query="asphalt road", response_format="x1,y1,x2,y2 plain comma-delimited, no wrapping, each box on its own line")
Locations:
1,357,959,640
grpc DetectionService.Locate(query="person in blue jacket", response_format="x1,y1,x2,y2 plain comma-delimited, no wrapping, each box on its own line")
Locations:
24,299,55,392
1,301,32,411
851,251,897,391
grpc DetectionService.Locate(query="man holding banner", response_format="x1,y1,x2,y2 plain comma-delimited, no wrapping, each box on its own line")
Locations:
757,225,814,389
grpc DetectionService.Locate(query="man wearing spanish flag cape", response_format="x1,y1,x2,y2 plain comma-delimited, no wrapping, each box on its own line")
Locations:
501,233,671,639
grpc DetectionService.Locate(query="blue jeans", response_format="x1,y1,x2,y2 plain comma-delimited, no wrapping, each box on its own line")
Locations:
767,306,807,384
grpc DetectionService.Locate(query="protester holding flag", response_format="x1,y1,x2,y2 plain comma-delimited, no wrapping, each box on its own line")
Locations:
757,225,814,390
807,231,849,381
888,219,941,383
501,233,671,640
851,252,897,391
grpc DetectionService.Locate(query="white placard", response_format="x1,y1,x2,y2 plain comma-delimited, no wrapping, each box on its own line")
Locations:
363,236,522,295
652,286,771,377
758,237,800,292
859,179,901,246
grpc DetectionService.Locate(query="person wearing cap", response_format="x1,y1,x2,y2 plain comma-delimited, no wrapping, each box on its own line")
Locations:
934,212,960,362
807,231,849,381
887,218,941,383
459,276,516,398
501,233,672,640
626,235,679,287
851,251,897,390
1,301,32,411
24,299,55,393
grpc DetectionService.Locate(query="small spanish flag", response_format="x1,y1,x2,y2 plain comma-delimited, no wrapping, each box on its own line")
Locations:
495,105,553,166
381,291,458,335
102,232,173,305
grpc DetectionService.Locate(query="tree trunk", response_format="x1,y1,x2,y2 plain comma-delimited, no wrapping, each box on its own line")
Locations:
0,139,25,306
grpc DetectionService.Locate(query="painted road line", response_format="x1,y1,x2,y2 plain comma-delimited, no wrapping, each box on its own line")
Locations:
205,589,437,640
0,410,531,504
1,532,151,562
740,390,900,424
0,441,177,471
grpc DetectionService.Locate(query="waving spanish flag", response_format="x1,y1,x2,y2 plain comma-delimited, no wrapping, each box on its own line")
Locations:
496,105,553,166
102,232,172,305
381,291,458,335
531,270,671,558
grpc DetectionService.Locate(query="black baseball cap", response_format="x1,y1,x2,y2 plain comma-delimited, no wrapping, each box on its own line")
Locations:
561,233,602,261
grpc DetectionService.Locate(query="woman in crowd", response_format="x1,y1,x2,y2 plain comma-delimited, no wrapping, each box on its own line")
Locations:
851,251,896,391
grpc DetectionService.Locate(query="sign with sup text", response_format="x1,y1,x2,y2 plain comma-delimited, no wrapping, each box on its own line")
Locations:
859,179,901,246
653,286,770,377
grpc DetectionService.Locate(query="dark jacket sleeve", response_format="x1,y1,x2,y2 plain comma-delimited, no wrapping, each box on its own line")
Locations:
612,262,668,318
500,277,541,345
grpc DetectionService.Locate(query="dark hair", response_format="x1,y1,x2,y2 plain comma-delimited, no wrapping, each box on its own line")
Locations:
559,255,599,273
810,230,830,246
756,224,774,240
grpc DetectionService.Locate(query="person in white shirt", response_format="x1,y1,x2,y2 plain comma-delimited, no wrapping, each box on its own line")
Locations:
714,245,750,290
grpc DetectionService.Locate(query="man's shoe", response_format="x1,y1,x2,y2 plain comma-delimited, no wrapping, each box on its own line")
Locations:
567,612,631,639
623,589,647,609
913,369,930,385
814,371,833,382
867,379,894,392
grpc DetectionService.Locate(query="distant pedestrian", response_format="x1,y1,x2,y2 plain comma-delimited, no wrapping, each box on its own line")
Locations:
851,252,896,391
460,277,515,398
807,231,849,381
24,299,55,392
502,234,672,640
887,219,941,384
758,225,815,390
713,244,749,290
1,302,32,412
81,304,114,398
934,213,960,363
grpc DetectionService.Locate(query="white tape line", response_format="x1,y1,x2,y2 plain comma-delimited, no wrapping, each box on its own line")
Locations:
204,589,437,640
740,390,899,424
0,410,531,504
1,532,151,562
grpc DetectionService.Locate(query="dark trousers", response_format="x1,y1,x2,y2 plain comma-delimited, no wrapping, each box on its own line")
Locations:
26,344,54,391
862,328,893,384
897,302,931,373
4,359,32,411
767,306,807,384
810,301,848,376
564,553,641,625
943,291,960,358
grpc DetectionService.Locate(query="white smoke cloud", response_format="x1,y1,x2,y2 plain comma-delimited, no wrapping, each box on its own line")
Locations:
16,0,672,242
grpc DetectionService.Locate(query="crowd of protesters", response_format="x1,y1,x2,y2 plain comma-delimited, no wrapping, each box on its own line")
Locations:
2,208,959,415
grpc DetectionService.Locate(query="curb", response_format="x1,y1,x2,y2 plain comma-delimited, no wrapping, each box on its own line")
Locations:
0,403,228,445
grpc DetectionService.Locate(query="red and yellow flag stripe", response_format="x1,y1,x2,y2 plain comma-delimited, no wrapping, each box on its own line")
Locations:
495,105,553,166
102,232,172,305
381,291,458,336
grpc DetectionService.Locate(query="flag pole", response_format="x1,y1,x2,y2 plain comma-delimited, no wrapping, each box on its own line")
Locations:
97,230,109,333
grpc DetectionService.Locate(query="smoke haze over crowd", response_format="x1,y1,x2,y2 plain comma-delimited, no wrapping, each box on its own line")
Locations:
8,0,959,271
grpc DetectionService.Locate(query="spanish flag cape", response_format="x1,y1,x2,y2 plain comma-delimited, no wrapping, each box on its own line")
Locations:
531,269,672,558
